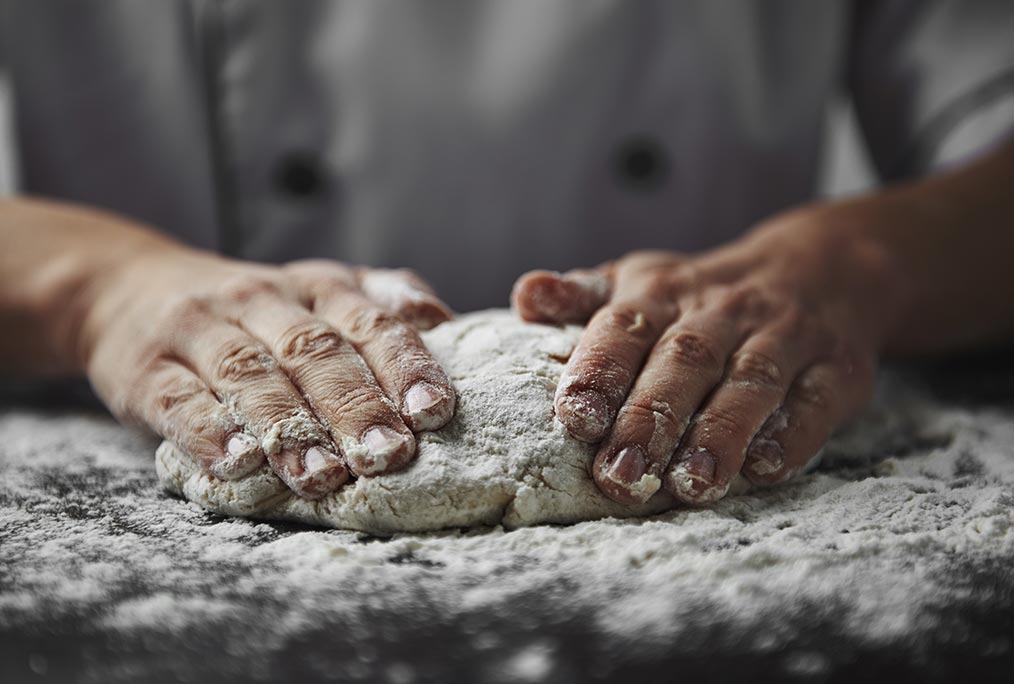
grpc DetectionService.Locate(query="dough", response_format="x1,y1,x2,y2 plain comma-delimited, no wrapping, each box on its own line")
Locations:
156,310,677,533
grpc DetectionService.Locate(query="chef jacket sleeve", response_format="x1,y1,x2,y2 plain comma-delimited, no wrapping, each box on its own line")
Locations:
848,0,1014,180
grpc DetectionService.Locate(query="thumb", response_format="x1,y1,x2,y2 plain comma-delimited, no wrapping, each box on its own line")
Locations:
511,265,613,324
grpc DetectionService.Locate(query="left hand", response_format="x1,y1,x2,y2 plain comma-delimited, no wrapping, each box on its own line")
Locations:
512,208,887,505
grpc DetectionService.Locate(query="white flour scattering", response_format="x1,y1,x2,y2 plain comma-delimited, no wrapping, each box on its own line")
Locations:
2,314,1014,681
157,311,677,533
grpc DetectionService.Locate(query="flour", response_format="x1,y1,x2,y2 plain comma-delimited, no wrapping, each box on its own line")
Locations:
156,311,677,533
2,321,1014,681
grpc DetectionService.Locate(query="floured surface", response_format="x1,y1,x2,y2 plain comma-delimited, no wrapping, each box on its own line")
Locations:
3,367,1014,681
156,311,677,533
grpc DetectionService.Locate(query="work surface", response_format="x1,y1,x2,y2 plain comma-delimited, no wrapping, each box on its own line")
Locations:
2,363,1014,684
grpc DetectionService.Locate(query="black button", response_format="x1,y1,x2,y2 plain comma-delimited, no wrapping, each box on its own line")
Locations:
274,151,324,198
614,136,669,190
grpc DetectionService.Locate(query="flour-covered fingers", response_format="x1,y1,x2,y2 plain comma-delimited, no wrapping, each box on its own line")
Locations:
313,285,455,435
743,355,874,487
170,305,348,498
286,260,456,433
663,315,826,504
591,314,742,504
129,358,264,479
512,267,612,324
238,293,418,478
358,268,453,331
554,255,681,442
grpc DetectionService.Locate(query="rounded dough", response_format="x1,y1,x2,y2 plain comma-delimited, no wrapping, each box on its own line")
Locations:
156,310,679,533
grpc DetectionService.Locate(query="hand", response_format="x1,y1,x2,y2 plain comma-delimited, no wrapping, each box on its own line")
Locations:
512,210,885,505
81,245,456,499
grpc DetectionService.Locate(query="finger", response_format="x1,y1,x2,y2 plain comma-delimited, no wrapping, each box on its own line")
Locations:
553,258,679,442
130,358,265,479
743,355,874,486
358,268,453,330
511,266,612,324
312,284,456,434
237,293,422,477
590,312,745,504
171,309,348,498
286,261,457,433
663,314,830,505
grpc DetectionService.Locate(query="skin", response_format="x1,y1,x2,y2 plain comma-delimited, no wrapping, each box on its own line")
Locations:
0,198,456,498
513,140,1014,506
2,141,1012,506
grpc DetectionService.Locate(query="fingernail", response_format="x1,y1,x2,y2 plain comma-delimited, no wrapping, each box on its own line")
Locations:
403,381,450,431
669,448,728,504
279,446,348,499
603,445,662,502
556,389,610,442
747,439,784,475
211,433,263,479
353,426,413,475
682,449,717,481
606,446,647,485
303,446,342,474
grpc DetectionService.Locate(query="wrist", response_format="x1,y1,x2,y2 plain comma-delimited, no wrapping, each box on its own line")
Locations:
747,201,911,354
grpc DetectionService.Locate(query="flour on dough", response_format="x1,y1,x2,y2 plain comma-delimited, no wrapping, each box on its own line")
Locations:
156,310,679,533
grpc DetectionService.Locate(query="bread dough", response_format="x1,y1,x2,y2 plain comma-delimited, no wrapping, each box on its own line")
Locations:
156,310,678,533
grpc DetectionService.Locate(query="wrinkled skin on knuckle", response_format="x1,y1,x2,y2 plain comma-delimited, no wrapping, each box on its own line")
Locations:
714,283,774,323
343,306,403,344
656,330,723,375
276,323,344,365
215,341,275,385
154,373,206,415
598,302,663,341
316,383,391,428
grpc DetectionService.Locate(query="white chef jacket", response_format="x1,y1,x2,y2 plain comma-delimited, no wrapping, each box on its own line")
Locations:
2,0,1013,311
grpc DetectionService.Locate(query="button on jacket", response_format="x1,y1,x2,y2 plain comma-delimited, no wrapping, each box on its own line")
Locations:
2,0,1012,310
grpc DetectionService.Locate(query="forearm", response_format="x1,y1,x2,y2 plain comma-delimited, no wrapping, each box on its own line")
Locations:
0,196,186,376
754,139,1014,357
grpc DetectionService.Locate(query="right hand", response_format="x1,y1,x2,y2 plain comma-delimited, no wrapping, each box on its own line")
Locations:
81,245,456,499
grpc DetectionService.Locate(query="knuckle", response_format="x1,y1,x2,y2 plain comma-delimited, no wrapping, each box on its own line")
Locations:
155,376,206,414
276,322,344,363
599,302,660,340
160,293,213,325
727,350,784,392
215,341,275,384
344,305,404,341
286,260,356,289
716,284,771,321
657,330,722,373
774,303,809,339
641,272,680,303
319,383,389,421
218,273,280,304
793,375,836,412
